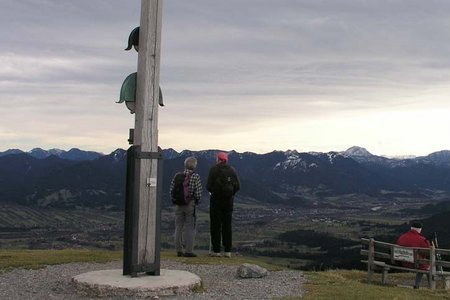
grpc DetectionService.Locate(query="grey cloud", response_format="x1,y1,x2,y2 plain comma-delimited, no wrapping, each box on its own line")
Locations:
162,0,450,95
1,0,450,153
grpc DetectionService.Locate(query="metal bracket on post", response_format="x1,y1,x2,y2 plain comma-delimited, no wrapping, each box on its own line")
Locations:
128,129,134,145
135,149,163,160
123,145,164,276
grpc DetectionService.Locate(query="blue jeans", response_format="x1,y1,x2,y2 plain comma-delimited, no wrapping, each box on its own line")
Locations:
415,273,429,288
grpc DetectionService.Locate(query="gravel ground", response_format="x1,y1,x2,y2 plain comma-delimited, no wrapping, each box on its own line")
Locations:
0,260,306,299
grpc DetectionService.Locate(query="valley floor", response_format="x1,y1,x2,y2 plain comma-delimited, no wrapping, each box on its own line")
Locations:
1,192,449,271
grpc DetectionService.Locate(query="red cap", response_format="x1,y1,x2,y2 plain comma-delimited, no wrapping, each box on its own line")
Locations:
217,152,228,162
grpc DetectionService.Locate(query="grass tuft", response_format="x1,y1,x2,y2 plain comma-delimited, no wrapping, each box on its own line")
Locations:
191,280,205,293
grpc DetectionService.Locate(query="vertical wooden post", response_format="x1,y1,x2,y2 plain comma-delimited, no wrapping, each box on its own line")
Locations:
429,246,436,290
381,267,389,285
129,0,163,275
368,238,374,283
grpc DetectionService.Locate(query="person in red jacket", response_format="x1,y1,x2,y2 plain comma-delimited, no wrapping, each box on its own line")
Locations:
396,222,431,289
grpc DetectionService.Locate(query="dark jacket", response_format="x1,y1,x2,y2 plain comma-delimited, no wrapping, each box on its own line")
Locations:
206,162,240,202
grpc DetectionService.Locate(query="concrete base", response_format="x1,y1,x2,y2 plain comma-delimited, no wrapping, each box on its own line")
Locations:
72,269,202,298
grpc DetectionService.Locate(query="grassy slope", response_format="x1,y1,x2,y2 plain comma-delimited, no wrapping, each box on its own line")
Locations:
1,249,449,299
0,249,122,271
301,270,450,300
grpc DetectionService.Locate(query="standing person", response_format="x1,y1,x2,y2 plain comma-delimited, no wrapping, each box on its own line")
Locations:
396,222,431,289
170,157,202,257
207,152,240,257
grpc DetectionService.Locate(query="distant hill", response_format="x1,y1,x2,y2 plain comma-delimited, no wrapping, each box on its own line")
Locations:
0,148,103,161
0,146,450,210
0,153,122,210
421,210,450,247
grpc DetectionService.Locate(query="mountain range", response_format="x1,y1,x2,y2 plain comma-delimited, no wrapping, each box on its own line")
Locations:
1,146,450,210
0,148,103,161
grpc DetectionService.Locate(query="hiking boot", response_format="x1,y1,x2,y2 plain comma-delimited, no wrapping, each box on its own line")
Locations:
183,253,197,257
224,252,232,258
177,252,184,257
209,252,221,257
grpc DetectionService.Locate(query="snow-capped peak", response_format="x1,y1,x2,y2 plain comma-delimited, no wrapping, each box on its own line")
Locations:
342,146,373,157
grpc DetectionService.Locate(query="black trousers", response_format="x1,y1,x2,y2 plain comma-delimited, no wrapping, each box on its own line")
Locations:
210,198,233,253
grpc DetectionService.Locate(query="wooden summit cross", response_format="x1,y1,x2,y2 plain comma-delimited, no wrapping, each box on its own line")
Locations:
123,0,163,277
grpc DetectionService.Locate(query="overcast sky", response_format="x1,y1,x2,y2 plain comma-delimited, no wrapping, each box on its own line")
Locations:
1,0,450,156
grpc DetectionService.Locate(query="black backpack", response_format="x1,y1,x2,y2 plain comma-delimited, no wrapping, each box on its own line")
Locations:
171,172,191,205
215,167,236,198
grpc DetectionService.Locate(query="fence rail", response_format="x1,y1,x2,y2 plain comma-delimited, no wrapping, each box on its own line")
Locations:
361,238,450,290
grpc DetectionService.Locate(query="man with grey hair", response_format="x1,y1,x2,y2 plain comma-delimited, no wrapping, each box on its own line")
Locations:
170,156,203,257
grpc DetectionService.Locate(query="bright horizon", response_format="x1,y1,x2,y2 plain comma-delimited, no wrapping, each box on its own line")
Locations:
1,145,444,159
1,1,450,157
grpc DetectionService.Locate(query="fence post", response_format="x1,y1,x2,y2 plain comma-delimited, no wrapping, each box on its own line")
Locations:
429,245,436,290
368,238,375,283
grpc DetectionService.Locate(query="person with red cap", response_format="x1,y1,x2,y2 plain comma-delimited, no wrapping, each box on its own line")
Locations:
206,151,240,257
396,222,431,289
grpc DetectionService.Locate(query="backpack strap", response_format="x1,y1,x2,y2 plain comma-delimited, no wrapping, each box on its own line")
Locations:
183,171,193,204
